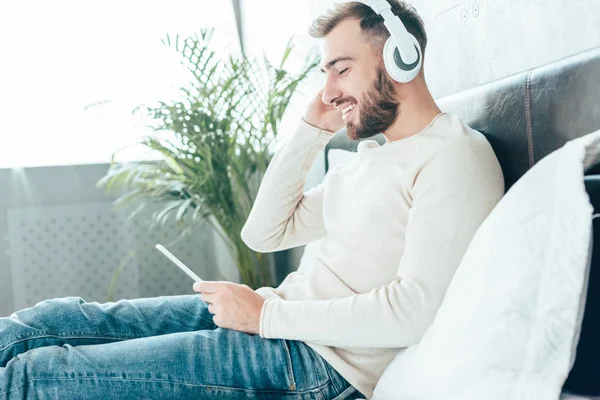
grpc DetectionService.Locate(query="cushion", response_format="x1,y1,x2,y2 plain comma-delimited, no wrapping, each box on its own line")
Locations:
372,130,600,400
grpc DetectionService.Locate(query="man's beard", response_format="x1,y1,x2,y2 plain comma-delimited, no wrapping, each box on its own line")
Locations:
345,67,399,140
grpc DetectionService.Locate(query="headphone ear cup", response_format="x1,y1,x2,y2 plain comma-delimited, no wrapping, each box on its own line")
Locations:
383,34,423,83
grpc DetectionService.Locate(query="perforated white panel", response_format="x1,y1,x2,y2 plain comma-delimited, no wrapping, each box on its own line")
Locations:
6,202,218,311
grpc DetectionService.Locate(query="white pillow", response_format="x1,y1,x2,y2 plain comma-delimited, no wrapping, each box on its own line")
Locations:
372,130,600,400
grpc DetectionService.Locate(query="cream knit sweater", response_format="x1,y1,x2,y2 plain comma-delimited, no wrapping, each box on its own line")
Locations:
241,113,505,398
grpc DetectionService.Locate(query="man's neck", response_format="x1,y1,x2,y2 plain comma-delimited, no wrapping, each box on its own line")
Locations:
383,84,442,143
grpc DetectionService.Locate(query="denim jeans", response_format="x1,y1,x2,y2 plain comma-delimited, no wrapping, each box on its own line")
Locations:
0,295,363,400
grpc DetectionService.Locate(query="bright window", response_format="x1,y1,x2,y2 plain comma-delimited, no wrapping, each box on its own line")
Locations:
241,0,326,144
0,0,240,168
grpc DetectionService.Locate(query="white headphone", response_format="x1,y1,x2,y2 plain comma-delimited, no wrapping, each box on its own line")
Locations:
343,0,422,83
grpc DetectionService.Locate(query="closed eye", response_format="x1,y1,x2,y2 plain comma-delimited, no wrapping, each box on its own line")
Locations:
339,68,349,75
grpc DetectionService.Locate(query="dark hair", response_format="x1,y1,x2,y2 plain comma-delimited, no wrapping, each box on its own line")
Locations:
308,1,427,57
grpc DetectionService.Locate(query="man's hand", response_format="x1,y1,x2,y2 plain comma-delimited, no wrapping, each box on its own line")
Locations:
193,281,265,335
303,88,345,132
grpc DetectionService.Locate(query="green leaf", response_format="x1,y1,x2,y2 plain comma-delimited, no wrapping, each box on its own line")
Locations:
163,154,185,175
176,198,194,222
155,200,184,226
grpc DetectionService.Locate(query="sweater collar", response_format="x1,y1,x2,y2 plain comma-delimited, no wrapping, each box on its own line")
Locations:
356,113,448,158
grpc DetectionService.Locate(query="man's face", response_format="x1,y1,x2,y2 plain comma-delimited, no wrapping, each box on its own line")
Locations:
320,18,400,140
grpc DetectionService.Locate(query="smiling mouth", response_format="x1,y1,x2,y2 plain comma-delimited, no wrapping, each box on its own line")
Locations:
340,103,356,122
341,103,356,116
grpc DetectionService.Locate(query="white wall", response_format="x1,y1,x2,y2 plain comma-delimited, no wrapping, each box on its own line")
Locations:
408,0,600,98
241,0,600,100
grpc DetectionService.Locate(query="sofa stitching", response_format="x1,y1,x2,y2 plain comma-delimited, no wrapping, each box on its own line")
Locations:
525,70,536,168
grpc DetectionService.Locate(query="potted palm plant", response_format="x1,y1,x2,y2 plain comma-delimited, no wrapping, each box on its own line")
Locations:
97,28,318,289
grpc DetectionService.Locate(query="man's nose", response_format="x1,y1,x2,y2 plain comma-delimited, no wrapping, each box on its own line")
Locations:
321,77,342,106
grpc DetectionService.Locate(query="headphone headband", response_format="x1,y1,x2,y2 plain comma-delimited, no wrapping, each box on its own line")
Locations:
335,0,422,82
350,0,418,64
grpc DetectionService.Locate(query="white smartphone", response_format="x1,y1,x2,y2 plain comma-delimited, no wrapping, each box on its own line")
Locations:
155,244,204,282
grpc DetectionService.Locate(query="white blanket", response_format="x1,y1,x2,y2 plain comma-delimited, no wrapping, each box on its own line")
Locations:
372,130,600,400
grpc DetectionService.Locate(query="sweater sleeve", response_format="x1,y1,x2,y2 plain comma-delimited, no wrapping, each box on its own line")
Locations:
240,118,335,253
258,137,505,348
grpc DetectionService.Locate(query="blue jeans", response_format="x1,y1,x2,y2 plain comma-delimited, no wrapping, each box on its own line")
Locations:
0,295,363,400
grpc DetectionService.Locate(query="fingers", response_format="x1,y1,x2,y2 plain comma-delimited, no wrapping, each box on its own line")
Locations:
199,293,217,304
193,281,227,293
